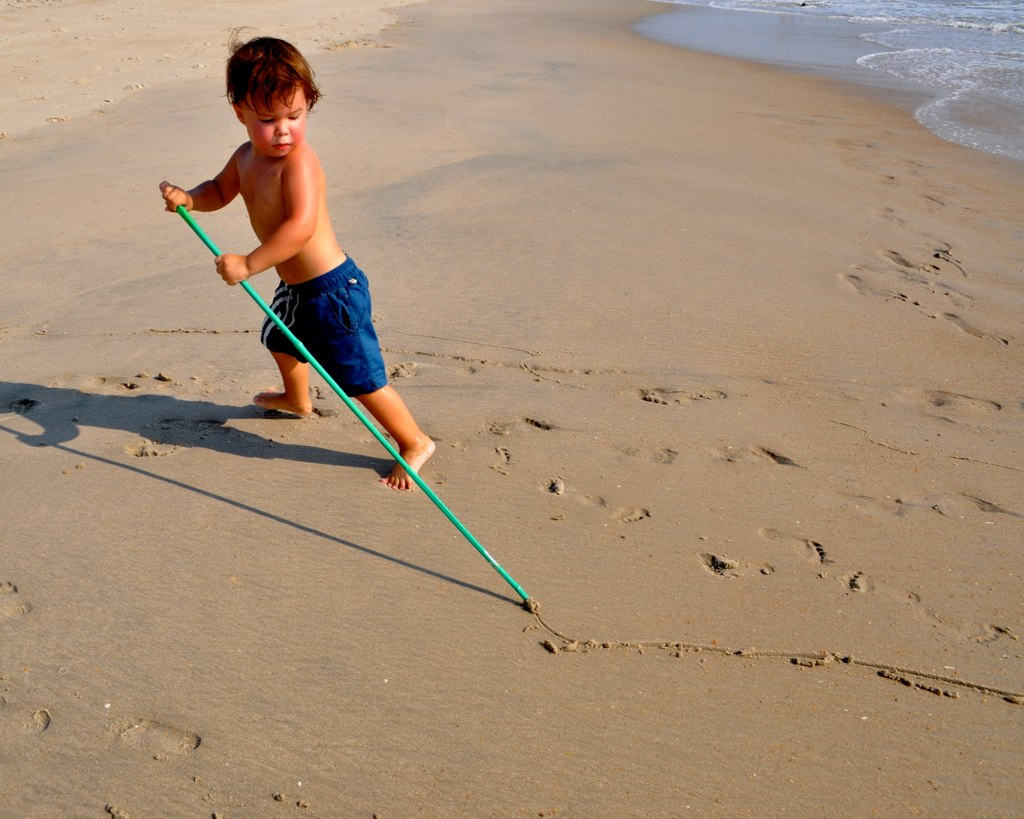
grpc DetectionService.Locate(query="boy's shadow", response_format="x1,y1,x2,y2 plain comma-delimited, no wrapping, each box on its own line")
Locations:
0,380,387,471
0,381,512,604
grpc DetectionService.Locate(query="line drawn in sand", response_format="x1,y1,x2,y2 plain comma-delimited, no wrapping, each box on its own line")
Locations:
527,606,1023,705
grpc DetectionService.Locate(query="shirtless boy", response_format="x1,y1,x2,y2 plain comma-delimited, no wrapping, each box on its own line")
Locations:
160,36,433,490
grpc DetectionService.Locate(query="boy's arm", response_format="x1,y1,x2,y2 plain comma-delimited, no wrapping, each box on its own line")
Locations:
238,151,321,276
160,147,243,212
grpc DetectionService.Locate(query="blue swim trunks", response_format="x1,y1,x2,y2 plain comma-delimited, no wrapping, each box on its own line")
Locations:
260,256,388,396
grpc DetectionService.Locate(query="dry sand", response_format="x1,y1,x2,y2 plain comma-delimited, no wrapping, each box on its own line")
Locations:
2,0,1023,815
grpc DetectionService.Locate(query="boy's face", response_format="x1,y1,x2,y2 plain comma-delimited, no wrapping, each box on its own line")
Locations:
233,88,309,159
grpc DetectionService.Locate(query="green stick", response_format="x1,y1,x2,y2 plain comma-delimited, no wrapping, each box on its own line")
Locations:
174,206,532,607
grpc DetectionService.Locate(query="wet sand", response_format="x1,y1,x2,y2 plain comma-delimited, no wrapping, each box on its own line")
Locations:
2,0,1022,814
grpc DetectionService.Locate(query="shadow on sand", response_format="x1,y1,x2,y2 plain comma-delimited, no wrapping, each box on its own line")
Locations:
0,381,514,605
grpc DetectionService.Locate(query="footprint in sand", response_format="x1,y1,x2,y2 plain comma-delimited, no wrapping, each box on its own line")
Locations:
759,527,933,604
155,418,230,443
0,581,31,618
888,493,1023,520
544,477,566,495
845,571,875,593
124,439,179,458
758,529,901,598
491,446,512,475
93,375,146,392
574,494,650,523
636,387,726,405
842,271,907,303
843,246,976,317
614,506,650,523
758,528,833,566
940,313,1010,346
387,362,418,379
922,389,1003,416
879,207,907,227
114,718,200,755
845,247,1011,345
932,247,968,277
713,445,802,468
0,689,51,737
0,709,52,738
698,551,774,579
616,446,679,465
4,398,40,414
882,248,945,276
652,448,679,464
960,495,1024,518
23,708,51,735
844,265,972,312
700,553,741,577
971,624,1019,644
920,610,1020,646
485,417,557,436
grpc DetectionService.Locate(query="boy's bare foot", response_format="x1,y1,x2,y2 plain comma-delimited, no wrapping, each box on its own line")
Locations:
253,390,313,417
382,437,436,491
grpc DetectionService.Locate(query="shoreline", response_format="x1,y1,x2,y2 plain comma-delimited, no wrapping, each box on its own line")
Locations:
638,2,906,82
634,0,1024,162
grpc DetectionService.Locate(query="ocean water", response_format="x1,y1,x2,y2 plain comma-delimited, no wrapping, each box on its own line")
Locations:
637,0,1024,161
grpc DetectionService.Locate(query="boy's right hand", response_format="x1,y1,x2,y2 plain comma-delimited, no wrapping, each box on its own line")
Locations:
159,181,192,212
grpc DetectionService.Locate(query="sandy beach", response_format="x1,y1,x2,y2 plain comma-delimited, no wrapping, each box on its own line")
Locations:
2,0,1023,814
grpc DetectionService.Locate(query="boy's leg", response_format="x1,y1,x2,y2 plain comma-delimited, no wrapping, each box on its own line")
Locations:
254,350,314,416
356,385,435,491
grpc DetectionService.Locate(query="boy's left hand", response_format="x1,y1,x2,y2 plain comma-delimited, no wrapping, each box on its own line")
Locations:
215,254,252,286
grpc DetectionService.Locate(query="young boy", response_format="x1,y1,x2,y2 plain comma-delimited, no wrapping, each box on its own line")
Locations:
160,36,433,490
